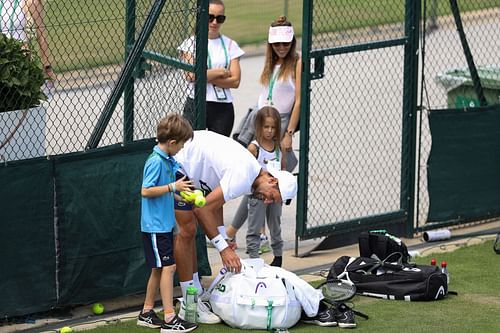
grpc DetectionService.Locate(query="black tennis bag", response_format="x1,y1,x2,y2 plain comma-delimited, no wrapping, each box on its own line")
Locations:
328,256,449,301
358,231,410,263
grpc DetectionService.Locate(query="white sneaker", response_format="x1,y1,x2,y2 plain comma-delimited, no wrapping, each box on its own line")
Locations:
178,300,221,324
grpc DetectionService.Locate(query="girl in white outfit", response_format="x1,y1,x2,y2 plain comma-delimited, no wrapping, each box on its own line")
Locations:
245,106,286,266
227,16,301,249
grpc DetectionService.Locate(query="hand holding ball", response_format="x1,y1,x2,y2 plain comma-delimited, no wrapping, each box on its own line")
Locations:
92,302,105,315
180,190,206,207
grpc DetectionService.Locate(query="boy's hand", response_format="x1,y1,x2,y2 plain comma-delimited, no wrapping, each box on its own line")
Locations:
175,176,193,193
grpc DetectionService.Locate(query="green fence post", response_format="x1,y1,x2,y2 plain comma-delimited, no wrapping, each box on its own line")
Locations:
401,0,421,237
124,0,136,143
295,0,313,256
194,0,208,130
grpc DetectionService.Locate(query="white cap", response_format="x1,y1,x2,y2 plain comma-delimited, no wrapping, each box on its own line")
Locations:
267,166,298,201
268,26,294,43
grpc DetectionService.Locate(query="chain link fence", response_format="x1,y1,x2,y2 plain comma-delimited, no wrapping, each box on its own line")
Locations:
301,0,408,237
0,0,299,162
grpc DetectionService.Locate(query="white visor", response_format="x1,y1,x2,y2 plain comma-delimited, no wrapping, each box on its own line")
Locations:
268,26,294,44
267,166,298,201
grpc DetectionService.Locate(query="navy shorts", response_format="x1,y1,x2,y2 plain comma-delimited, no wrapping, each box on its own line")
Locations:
142,232,175,268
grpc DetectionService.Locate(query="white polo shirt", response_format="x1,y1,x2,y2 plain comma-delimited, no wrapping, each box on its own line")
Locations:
175,130,262,202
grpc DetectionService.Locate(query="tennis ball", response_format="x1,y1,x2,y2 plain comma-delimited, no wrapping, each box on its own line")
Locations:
194,195,206,207
193,189,204,197
180,191,195,202
92,302,105,315
60,326,72,333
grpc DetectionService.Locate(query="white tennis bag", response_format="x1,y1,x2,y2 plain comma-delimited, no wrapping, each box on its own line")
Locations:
209,259,320,330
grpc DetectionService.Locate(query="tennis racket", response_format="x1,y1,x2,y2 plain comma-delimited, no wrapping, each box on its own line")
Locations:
206,267,228,294
318,270,357,302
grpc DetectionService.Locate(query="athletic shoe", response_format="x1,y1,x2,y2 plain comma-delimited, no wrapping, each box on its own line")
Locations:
160,314,197,333
137,309,163,328
178,300,221,324
335,303,357,328
270,256,282,267
301,307,338,327
259,234,271,254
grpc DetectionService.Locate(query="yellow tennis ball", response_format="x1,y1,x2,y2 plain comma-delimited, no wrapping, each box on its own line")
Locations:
92,302,105,315
194,195,206,207
60,326,72,333
193,189,204,197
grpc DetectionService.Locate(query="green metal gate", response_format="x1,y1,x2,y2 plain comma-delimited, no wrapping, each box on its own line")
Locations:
296,0,420,254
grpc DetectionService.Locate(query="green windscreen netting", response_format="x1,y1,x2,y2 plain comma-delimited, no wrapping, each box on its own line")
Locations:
427,104,500,222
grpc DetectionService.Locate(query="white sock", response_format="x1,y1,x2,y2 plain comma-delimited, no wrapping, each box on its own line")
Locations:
217,225,228,239
193,272,203,295
180,280,194,300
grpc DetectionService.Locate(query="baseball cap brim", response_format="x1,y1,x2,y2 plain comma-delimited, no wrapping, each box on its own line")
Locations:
268,26,294,44
267,166,297,201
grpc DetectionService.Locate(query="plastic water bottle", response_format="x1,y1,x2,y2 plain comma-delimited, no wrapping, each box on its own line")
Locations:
185,286,198,323
441,261,450,284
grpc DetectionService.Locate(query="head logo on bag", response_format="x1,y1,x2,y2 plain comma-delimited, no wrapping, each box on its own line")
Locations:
435,286,446,299
255,282,267,293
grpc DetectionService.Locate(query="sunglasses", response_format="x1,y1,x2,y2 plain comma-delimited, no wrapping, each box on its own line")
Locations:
209,14,226,24
271,42,291,47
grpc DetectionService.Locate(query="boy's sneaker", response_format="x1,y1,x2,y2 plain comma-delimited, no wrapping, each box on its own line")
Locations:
160,314,197,333
301,305,338,327
178,300,221,324
137,309,163,328
259,234,270,254
334,303,357,328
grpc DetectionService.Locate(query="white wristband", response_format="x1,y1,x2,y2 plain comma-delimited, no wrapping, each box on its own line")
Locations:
210,234,229,252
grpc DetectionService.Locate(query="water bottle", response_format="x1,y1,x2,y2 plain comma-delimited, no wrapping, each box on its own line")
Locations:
441,261,450,284
185,286,198,323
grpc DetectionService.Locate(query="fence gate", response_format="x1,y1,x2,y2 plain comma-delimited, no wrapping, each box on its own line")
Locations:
296,0,420,254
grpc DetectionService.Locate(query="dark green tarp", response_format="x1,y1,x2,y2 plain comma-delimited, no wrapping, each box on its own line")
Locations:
427,104,500,222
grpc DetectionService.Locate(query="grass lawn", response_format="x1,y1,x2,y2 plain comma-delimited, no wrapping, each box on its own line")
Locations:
41,0,500,72
75,239,500,332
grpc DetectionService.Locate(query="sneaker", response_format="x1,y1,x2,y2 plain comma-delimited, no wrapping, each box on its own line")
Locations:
335,303,356,328
270,256,282,267
301,307,338,327
178,300,221,324
160,314,197,333
137,309,163,328
259,234,271,254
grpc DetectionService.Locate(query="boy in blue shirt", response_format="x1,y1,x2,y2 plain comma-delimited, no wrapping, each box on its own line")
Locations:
137,114,197,333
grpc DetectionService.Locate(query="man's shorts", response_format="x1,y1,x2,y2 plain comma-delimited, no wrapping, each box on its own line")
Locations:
142,232,175,268
174,171,194,211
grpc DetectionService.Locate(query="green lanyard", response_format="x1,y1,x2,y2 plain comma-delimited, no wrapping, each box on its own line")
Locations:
0,0,21,33
207,36,228,69
267,66,281,105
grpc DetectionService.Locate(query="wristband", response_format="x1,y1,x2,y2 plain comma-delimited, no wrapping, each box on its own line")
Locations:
171,182,176,193
210,234,229,252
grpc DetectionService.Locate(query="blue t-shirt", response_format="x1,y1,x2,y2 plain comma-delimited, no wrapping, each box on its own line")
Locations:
141,146,179,233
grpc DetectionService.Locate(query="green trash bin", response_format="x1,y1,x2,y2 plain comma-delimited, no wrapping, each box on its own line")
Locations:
435,66,500,108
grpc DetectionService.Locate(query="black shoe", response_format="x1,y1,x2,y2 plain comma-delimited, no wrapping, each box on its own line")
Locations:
137,309,163,328
301,304,338,327
161,314,198,332
270,256,282,267
334,303,356,328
